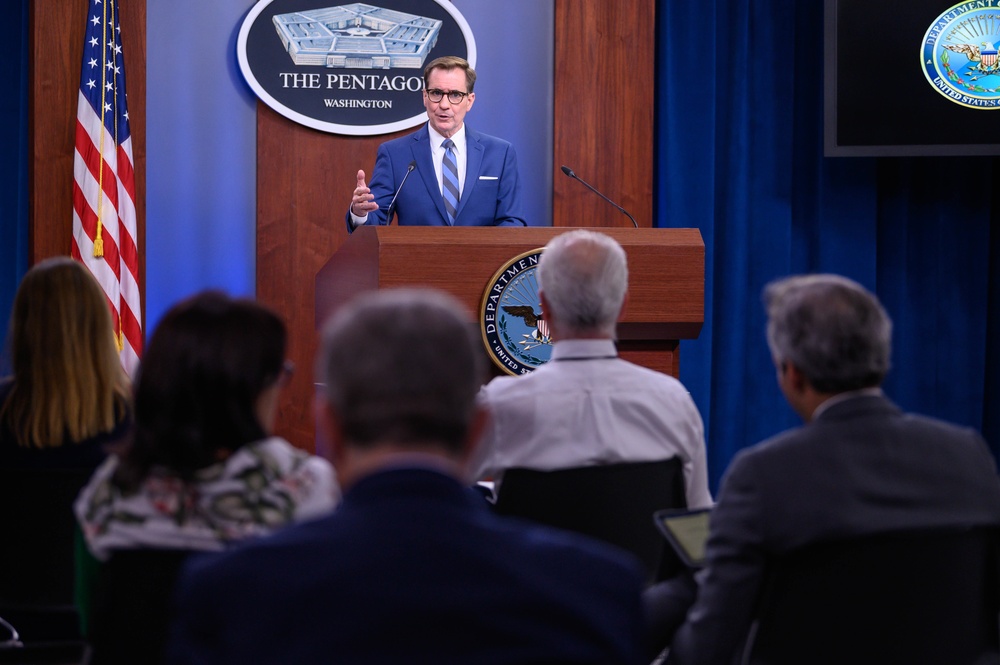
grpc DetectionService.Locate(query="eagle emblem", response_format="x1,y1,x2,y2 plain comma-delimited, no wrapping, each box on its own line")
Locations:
921,3,1000,109
502,305,542,328
502,305,551,347
943,41,1000,76
480,248,552,375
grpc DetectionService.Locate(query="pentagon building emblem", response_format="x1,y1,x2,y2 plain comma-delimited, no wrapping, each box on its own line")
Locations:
272,4,442,70
238,0,476,135
480,249,553,376
922,2,1000,109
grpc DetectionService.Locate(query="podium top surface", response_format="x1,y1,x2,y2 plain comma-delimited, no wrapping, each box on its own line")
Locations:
316,226,704,340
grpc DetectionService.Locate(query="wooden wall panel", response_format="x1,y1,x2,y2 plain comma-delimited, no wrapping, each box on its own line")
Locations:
261,0,656,449
256,104,410,449
30,0,146,302
553,0,655,228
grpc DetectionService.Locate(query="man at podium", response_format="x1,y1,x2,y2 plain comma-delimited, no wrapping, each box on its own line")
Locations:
347,56,526,230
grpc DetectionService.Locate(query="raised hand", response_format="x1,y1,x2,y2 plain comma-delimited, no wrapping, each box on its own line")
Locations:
351,170,377,217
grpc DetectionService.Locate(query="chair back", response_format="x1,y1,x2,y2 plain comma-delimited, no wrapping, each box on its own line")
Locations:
494,458,686,582
88,549,195,664
0,467,94,608
0,467,94,663
745,526,1000,665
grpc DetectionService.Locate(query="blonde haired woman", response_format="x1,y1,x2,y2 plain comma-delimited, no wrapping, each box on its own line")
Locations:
0,256,131,467
0,257,132,647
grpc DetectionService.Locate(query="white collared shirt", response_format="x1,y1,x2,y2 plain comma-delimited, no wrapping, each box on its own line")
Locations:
472,339,714,509
427,123,468,199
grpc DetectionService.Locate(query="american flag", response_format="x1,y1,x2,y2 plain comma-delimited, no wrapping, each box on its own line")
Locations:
72,0,142,376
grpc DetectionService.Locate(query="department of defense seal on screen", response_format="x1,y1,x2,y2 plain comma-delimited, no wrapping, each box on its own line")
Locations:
480,250,552,375
922,1,1000,108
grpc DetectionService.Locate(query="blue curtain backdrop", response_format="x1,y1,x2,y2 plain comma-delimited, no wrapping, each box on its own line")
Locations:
0,0,30,374
657,0,1000,492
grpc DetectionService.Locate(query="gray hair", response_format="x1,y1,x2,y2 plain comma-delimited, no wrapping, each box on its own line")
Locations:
317,288,485,452
764,274,892,393
537,230,628,337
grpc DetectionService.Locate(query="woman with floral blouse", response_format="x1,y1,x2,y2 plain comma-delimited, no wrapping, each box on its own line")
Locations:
75,291,338,664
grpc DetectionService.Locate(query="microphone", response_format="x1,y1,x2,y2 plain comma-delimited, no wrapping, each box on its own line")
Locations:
385,160,417,226
560,165,638,228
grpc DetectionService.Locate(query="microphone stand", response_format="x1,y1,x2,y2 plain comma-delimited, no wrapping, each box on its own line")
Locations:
560,165,638,228
385,160,417,226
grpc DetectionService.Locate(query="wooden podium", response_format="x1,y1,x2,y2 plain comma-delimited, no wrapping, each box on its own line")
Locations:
315,226,704,377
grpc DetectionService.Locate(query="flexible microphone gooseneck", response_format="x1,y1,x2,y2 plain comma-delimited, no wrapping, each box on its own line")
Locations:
560,165,638,228
385,160,417,226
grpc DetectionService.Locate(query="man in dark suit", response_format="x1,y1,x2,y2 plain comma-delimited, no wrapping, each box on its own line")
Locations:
168,288,647,665
347,56,526,230
648,274,1000,664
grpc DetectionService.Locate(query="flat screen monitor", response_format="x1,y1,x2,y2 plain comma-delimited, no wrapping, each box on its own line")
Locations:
825,0,1000,156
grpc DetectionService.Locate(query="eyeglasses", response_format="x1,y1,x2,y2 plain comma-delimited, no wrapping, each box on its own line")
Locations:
425,88,470,104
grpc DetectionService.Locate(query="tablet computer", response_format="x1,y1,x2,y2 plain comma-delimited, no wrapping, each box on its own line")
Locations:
653,507,712,568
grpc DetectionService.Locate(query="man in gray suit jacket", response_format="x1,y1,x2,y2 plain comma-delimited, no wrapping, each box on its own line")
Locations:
649,274,1000,665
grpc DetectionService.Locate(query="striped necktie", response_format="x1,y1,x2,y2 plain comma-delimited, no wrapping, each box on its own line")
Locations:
441,139,459,225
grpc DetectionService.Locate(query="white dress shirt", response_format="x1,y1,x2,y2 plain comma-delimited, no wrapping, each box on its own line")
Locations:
427,123,467,200
472,338,713,509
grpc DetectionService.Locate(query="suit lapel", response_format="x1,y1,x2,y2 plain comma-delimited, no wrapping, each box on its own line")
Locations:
411,125,449,223
458,128,484,222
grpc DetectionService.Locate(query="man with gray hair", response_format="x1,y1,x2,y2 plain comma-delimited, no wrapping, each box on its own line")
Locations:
471,229,713,509
168,288,648,664
648,274,1000,664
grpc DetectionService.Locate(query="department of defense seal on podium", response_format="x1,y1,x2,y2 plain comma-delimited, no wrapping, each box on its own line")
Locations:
480,249,552,375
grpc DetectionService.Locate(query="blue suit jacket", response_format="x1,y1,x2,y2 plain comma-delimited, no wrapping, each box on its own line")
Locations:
168,467,646,665
346,124,527,231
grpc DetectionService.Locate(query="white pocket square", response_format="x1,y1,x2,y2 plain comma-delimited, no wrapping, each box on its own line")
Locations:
479,175,498,180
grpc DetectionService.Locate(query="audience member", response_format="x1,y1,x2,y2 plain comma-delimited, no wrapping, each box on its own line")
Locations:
0,257,132,634
0,256,131,468
648,274,1000,664
75,291,337,664
471,229,712,509
168,288,647,665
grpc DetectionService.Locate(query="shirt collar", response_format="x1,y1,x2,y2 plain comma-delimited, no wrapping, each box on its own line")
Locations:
550,338,618,361
427,123,467,153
